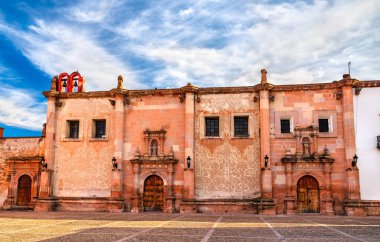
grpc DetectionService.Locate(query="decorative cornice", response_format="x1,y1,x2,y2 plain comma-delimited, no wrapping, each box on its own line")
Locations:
41,79,380,100
6,155,43,161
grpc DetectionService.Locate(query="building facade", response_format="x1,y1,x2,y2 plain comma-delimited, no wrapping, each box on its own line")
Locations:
1,71,379,215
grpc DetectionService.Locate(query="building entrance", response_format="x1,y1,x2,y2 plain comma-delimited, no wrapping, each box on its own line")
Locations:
17,175,32,206
297,175,320,213
143,175,164,211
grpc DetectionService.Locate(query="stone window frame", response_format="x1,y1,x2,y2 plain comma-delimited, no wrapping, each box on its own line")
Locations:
199,113,223,139
230,113,254,139
61,117,84,142
89,117,110,141
274,111,298,138
313,110,338,138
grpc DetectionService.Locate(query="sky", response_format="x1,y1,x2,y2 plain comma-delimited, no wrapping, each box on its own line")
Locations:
0,0,379,137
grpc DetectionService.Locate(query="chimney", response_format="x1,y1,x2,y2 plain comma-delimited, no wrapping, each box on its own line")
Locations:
0,127,4,138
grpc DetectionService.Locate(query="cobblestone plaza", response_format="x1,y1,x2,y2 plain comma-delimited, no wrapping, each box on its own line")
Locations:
0,211,379,241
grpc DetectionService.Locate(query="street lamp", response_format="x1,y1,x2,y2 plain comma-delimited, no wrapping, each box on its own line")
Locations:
352,154,358,167
112,157,118,169
40,157,47,169
186,156,191,169
264,155,269,168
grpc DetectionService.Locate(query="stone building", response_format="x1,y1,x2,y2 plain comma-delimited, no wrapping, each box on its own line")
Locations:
1,70,379,215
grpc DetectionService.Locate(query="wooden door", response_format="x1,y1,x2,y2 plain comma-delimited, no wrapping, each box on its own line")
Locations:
143,175,164,211
17,175,32,206
297,176,320,213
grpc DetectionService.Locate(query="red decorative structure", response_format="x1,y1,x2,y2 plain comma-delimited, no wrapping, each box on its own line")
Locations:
57,72,85,93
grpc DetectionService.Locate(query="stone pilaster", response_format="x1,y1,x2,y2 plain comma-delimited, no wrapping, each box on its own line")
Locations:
42,94,58,196
259,70,272,199
183,84,196,200
340,75,361,200
113,92,125,198
35,91,59,211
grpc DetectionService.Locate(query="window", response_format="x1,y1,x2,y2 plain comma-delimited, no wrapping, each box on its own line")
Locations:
205,117,219,137
94,119,106,138
318,119,329,133
68,121,79,138
280,119,291,133
234,116,249,137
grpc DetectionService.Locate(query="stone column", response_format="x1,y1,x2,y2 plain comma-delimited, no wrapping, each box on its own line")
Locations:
165,164,175,213
323,162,334,215
341,75,360,200
131,163,140,212
284,163,295,214
183,85,196,200
112,92,125,198
259,69,272,199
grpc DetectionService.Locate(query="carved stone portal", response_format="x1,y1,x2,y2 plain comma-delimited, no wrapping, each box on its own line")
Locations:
280,124,335,215
130,128,178,213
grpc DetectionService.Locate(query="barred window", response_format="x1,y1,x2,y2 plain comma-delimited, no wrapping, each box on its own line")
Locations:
94,120,106,138
318,119,329,133
234,116,249,137
205,117,219,137
280,119,291,133
68,121,79,138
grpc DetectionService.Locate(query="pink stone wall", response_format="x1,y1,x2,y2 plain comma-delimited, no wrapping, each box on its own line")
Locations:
270,89,347,214
123,95,186,207
0,137,43,205
53,98,114,197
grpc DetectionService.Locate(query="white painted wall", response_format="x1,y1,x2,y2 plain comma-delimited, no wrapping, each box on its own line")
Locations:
354,87,380,200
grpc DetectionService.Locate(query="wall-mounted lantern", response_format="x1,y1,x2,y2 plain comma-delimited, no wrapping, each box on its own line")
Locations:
352,154,358,167
264,155,269,168
186,156,191,169
112,157,118,169
40,157,47,170
377,136,380,149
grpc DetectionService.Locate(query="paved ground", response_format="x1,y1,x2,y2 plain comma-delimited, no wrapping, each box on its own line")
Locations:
0,211,379,242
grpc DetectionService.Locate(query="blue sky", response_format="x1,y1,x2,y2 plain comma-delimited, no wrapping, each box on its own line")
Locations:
0,0,379,137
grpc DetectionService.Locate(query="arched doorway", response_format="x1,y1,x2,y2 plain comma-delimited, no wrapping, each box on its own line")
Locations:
17,175,32,206
143,175,164,211
297,175,320,213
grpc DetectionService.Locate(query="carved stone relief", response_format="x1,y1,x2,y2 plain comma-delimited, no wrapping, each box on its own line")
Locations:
194,93,260,199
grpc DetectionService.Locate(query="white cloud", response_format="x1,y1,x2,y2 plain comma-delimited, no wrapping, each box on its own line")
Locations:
0,20,143,90
0,85,45,130
113,0,380,86
179,8,194,17
68,0,117,23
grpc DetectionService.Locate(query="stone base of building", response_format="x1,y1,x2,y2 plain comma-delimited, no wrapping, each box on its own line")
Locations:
55,197,125,212
34,197,59,211
180,198,276,214
344,200,380,216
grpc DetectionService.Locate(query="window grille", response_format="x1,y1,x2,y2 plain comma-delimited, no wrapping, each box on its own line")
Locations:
234,116,249,137
205,117,219,137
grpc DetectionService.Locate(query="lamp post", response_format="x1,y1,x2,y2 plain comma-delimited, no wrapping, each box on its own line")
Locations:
264,155,269,168
352,154,358,167
112,157,118,169
40,157,47,170
186,156,191,169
